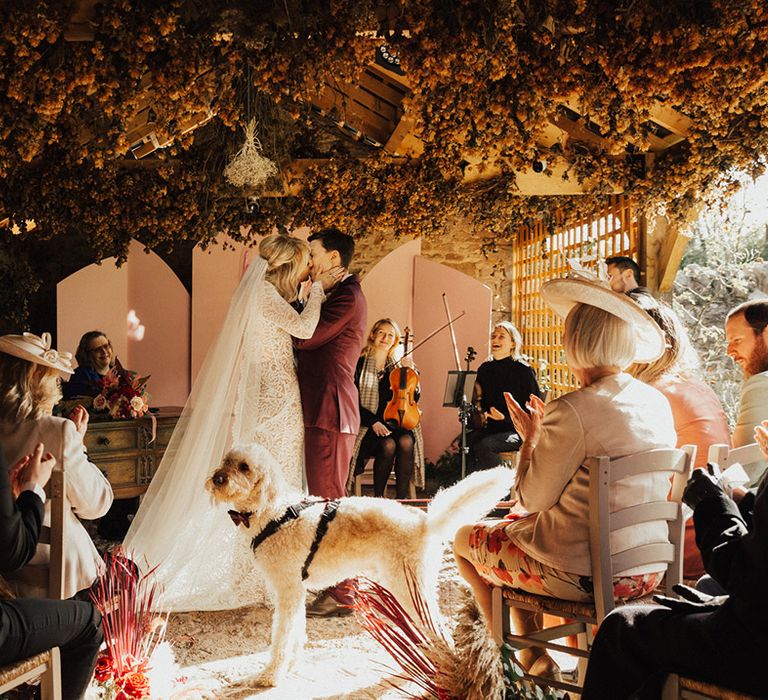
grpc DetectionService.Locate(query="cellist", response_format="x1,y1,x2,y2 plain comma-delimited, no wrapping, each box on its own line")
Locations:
348,318,425,498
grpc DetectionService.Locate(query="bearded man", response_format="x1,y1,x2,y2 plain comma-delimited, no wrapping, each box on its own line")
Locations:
725,299,768,485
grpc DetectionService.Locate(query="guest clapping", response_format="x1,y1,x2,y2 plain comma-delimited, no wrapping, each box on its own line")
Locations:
468,321,541,471
348,319,425,499
0,332,113,598
453,278,676,681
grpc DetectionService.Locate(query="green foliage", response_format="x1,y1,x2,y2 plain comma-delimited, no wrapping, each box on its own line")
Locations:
500,644,562,699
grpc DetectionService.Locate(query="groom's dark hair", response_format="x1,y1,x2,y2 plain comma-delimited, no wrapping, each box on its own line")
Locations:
309,228,355,268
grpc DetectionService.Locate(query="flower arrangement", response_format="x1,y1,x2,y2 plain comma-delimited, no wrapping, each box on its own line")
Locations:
87,551,206,700
92,360,151,420
351,572,562,699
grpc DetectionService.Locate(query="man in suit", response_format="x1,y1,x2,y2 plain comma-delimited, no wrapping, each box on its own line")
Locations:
582,465,768,698
1,445,104,700
296,228,367,616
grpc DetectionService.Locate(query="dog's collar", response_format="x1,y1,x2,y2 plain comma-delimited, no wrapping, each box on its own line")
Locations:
228,510,253,527
250,498,324,551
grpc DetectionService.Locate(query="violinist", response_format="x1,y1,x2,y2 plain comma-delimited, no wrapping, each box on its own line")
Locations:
349,319,425,498
468,321,542,472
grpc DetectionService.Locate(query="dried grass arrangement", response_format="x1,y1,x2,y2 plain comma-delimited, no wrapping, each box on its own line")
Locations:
223,119,278,190
351,573,561,699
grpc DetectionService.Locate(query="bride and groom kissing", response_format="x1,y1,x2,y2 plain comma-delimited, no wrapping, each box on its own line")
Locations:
123,228,368,613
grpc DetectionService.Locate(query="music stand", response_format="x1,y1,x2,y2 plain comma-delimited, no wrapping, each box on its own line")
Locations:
443,370,477,479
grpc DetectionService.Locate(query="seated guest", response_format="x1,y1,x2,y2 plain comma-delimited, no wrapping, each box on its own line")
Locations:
581,421,768,699
453,277,676,680
0,332,113,598
468,321,541,472
62,330,115,400
627,293,731,579
349,319,424,499
1,446,103,700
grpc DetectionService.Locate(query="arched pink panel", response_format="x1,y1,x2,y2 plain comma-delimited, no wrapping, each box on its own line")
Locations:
412,257,492,463
361,239,421,336
57,240,191,407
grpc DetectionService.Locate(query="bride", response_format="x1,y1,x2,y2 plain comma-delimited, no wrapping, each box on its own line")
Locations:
124,234,341,610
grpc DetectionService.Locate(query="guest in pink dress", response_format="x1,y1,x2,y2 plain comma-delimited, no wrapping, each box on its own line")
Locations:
627,292,730,579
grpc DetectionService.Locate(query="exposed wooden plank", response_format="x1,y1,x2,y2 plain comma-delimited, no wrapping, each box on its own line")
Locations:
648,104,693,139
657,226,692,292
311,85,394,143
383,115,423,156
63,0,99,41
551,113,610,150
367,62,412,90
358,69,409,108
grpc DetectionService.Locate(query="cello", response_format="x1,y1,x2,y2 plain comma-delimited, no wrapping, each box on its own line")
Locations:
383,327,422,431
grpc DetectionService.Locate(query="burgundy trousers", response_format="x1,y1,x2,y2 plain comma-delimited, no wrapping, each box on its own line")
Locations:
304,428,356,499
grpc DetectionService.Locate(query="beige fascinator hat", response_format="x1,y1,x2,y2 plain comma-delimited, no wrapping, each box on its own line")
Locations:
0,332,74,376
541,276,665,364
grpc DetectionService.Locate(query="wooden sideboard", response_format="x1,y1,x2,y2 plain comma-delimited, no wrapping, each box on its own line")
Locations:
83,407,182,499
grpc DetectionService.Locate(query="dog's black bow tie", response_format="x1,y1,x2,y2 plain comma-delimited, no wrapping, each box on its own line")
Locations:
228,510,253,527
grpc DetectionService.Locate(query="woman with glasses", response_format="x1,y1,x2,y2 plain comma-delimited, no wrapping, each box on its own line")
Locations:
62,330,115,399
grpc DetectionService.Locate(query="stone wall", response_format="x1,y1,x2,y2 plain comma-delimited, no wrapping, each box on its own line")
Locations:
353,223,513,320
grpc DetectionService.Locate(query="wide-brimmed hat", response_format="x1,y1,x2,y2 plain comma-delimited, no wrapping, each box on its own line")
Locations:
541,277,664,363
0,332,74,376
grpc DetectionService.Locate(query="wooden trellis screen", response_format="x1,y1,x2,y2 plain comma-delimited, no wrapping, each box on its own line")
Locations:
511,195,640,397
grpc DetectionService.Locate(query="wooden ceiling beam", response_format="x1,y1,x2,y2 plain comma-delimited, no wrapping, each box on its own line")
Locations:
63,0,99,41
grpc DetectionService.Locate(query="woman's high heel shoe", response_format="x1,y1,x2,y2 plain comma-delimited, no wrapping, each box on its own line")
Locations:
527,652,563,683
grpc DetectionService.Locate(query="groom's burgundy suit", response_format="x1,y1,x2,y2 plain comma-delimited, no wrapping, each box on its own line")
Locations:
296,274,367,498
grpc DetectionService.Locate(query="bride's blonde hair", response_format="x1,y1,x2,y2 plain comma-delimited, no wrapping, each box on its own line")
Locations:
259,234,310,302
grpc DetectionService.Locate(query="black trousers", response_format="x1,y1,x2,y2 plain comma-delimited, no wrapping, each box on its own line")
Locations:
582,603,768,699
0,598,103,700
467,429,520,472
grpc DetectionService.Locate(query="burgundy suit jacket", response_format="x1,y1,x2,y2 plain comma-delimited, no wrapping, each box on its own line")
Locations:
296,275,367,434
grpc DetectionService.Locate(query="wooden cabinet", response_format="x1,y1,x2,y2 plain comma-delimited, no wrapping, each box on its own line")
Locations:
83,407,182,499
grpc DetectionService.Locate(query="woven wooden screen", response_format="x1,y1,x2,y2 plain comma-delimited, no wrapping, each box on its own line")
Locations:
511,195,639,397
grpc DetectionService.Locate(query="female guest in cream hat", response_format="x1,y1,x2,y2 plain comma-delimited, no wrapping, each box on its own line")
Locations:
453,277,677,681
0,332,113,599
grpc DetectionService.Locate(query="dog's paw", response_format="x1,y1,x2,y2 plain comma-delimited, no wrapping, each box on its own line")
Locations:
253,667,283,687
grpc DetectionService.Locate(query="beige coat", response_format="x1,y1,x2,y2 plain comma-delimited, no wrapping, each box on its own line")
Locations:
732,370,768,486
508,373,677,577
1,415,113,598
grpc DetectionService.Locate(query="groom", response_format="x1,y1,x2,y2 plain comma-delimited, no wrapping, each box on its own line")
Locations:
296,228,367,616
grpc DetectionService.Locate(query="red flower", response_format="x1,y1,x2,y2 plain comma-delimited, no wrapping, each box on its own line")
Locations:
486,527,508,555
118,671,151,698
93,652,113,683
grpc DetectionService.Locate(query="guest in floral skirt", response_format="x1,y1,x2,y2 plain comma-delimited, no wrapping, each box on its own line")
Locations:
453,276,676,681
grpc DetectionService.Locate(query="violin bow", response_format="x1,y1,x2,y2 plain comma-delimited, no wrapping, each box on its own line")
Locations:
442,293,462,371
400,311,466,360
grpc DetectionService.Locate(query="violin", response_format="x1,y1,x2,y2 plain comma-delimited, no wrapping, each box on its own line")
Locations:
383,327,422,431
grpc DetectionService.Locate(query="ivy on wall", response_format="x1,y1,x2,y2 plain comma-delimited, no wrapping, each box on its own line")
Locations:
1,0,768,323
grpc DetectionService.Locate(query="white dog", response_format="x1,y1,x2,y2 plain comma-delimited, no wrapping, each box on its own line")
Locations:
208,444,514,686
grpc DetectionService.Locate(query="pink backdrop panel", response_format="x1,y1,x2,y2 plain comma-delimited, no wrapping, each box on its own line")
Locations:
57,245,190,407
412,257,492,463
57,259,128,363
360,239,421,337
126,240,190,407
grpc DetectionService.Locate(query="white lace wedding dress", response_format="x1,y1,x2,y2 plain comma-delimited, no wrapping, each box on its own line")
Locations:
123,259,323,611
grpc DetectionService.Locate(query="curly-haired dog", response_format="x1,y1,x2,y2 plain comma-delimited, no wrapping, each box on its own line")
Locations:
208,443,515,687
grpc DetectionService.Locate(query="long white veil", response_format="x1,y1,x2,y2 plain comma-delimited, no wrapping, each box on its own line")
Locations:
124,257,269,611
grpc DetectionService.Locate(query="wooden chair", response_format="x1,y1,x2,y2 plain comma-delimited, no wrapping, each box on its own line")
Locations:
10,470,67,599
662,674,761,700
353,459,417,499
491,445,696,695
707,442,763,480
0,471,67,700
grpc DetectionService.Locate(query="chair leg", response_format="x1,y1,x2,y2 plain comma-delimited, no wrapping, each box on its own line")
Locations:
409,480,416,499
40,647,62,700
660,673,681,700
354,475,362,497
491,587,504,645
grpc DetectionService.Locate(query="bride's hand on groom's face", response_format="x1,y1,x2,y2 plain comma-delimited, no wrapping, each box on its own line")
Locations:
317,265,345,292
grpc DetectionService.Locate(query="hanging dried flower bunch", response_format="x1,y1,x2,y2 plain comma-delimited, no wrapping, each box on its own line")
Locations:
223,119,278,189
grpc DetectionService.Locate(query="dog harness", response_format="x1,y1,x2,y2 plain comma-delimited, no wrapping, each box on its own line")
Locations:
244,498,342,581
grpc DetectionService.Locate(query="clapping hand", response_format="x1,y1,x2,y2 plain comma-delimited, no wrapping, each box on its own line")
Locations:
503,392,545,445
9,443,56,499
69,404,89,436
755,420,768,461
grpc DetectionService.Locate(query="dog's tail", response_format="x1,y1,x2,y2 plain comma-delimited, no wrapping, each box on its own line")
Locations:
425,467,515,541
